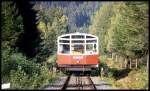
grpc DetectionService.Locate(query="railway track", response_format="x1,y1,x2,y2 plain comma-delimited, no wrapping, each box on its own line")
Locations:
61,73,97,90
45,72,112,90
86,75,97,90
61,73,72,90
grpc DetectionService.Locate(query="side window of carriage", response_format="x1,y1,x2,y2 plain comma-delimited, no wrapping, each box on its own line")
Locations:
59,36,70,54
86,35,97,54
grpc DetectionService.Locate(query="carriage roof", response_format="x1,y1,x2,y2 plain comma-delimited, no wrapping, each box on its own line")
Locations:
58,32,98,39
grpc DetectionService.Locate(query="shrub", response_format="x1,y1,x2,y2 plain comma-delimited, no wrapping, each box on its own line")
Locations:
2,50,60,89
7,52,57,89
1,46,14,83
100,55,107,63
10,66,30,89
47,54,57,70
47,54,56,64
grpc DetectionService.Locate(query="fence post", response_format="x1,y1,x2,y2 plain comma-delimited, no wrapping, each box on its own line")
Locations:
101,67,104,79
116,55,118,62
120,57,123,68
130,58,132,69
112,53,114,59
136,59,138,69
147,51,149,72
118,56,120,67
124,59,126,68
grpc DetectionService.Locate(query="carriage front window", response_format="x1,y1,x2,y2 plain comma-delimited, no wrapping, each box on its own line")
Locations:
72,44,84,55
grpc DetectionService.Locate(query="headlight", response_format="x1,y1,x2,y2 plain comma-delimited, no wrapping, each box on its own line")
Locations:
96,64,99,67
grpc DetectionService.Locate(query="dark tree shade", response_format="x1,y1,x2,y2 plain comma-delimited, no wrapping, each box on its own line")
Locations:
14,1,41,57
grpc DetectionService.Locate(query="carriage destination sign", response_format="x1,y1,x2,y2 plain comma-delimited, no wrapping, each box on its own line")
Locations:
73,55,83,60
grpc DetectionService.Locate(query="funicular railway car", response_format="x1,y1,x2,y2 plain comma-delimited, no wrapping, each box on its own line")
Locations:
56,32,99,71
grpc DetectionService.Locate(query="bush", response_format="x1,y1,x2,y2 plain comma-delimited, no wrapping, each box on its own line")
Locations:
100,55,107,63
2,49,60,89
2,52,58,89
1,46,14,83
36,65,51,89
10,66,30,89
47,54,56,64
130,68,148,89
47,54,57,70
10,63,57,89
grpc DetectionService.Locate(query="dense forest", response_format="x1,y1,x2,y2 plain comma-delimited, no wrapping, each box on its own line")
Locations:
1,1,149,89
89,2,148,89
33,1,102,32
89,2,149,60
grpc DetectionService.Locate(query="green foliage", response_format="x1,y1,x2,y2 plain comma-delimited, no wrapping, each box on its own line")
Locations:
99,55,108,70
112,2,148,59
1,2,60,89
101,55,148,89
33,2,101,32
7,52,57,89
2,51,38,84
10,62,56,89
116,67,148,89
89,2,148,60
100,55,107,63
92,3,148,88
36,8,68,62
47,55,56,64
1,1,24,83
89,2,115,55
10,66,29,89
1,1,23,48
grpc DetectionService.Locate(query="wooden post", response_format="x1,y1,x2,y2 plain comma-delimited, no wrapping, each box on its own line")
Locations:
130,58,132,69
101,67,104,79
122,57,124,68
120,56,122,68
147,52,149,71
123,58,127,68
118,56,120,67
51,65,53,77
124,59,127,68
116,55,118,62
136,59,138,69
112,53,114,59
121,57,123,68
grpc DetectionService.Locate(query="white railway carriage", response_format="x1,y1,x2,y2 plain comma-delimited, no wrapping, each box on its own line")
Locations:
56,32,99,71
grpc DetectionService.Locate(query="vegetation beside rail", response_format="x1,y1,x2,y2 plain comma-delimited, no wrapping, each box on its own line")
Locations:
99,55,148,89
1,1,66,89
90,2,148,89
